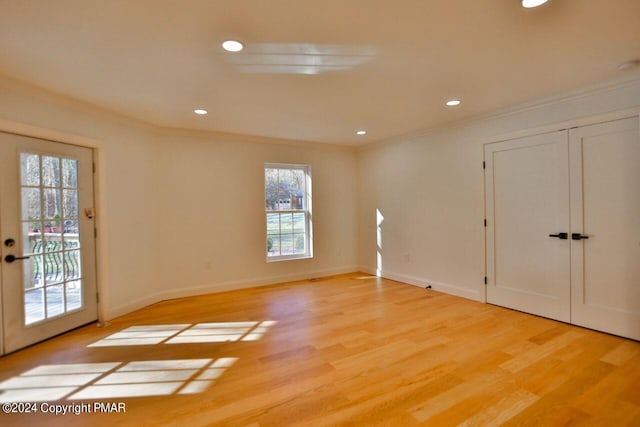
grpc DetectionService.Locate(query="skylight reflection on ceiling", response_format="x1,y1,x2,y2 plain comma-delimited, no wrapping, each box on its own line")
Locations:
224,43,377,75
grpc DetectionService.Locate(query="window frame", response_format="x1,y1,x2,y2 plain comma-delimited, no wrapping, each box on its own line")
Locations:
264,163,313,262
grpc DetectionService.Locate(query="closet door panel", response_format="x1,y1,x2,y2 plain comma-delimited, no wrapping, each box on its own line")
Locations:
485,131,570,322
570,117,640,340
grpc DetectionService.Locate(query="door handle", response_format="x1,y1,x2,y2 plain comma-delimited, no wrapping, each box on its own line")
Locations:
4,254,31,263
572,233,589,240
549,232,568,240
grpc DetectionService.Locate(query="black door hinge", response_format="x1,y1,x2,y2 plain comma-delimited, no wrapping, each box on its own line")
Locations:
482,161,486,169
484,219,487,227
484,276,487,285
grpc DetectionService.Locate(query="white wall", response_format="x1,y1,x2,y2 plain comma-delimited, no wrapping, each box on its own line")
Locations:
0,76,359,320
357,76,640,301
126,130,359,314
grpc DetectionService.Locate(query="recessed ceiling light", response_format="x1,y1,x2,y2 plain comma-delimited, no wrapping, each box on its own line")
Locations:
222,40,244,52
194,109,208,115
522,0,549,8
446,100,461,107
356,130,367,135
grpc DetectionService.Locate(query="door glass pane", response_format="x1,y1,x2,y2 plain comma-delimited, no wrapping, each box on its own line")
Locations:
46,285,65,317
45,252,64,284
21,188,41,220
23,222,43,254
63,220,80,249
23,255,43,290
44,231,62,252
25,288,45,325
43,189,61,219
42,156,60,187
62,159,78,188
65,250,82,280
66,281,82,311
19,152,85,325
63,189,78,218
20,153,40,186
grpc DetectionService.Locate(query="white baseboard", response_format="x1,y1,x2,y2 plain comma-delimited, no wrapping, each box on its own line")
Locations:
105,265,360,320
357,265,484,302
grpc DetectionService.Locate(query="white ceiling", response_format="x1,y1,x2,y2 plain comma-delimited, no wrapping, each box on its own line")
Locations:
1,0,639,145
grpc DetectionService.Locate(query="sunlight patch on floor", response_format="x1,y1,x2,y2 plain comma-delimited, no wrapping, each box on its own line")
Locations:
0,358,238,402
88,321,277,347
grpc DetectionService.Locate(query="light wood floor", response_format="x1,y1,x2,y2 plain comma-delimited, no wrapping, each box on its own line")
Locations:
0,273,638,426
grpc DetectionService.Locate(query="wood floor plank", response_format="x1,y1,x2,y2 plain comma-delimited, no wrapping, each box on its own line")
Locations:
0,273,638,426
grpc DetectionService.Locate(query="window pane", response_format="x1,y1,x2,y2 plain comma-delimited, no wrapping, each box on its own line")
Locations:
266,213,280,235
293,212,305,233
291,169,305,210
267,235,280,257
281,234,294,255
280,213,293,233
265,168,279,210
294,234,306,254
277,191,291,210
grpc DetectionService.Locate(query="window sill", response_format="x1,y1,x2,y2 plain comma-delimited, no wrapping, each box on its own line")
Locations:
266,255,313,263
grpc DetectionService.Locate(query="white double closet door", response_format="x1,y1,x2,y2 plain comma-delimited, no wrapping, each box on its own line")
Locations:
485,116,640,340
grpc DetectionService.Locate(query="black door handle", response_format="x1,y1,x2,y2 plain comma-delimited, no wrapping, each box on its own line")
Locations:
549,232,568,240
4,254,31,263
572,233,589,240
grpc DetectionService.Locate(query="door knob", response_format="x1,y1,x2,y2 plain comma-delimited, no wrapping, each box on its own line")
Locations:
548,232,568,240
4,254,31,263
572,233,589,240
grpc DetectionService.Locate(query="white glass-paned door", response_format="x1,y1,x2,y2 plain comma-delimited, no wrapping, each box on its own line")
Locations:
0,132,97,355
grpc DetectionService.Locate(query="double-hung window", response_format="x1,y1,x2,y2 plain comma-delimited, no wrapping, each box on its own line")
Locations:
265,164,312,261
